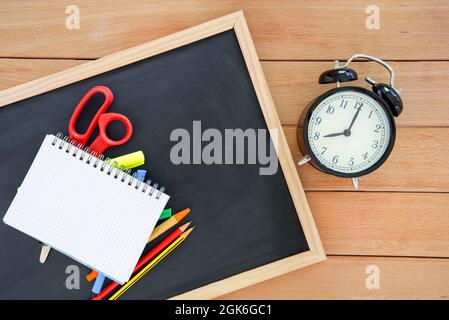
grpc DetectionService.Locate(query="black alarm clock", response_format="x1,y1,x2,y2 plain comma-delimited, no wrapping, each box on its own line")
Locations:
297,54,403,188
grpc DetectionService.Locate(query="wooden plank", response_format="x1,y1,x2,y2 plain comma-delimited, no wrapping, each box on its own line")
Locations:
0,59,82,90
219,256,449,299
1,1,448,60
1,59,448,127
262,61,449,127
307,192,449,258
286,126,449,192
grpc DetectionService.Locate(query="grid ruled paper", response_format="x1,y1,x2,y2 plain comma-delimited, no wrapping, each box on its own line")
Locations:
3,134,169,284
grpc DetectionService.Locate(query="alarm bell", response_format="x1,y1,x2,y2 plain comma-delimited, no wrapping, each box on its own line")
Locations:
318,68,358,84
368,78,403,117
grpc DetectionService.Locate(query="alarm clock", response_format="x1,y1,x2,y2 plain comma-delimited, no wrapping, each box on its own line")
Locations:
297,54,403,188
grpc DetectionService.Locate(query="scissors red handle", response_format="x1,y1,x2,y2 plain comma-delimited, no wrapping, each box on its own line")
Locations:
69,86,114,146
68,86,133,154
89,113,133,154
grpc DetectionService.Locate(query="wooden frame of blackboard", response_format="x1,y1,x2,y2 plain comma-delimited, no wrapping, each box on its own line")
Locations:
0,11,325,299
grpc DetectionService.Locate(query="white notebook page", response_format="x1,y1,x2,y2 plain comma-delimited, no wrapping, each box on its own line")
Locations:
3,134,169,284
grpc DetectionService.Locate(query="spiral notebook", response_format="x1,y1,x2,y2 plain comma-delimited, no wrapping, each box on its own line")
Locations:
3,134,170,284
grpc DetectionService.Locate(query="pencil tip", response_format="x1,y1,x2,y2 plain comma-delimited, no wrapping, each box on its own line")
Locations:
174,208,191,222
179,221,191,232
182,226,195,238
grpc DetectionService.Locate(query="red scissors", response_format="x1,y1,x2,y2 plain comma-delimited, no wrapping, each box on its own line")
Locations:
68,86,133,154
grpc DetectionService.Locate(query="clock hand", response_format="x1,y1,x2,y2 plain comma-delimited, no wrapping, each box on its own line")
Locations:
323,132,345,138
323,104,363,138
347,104,362,132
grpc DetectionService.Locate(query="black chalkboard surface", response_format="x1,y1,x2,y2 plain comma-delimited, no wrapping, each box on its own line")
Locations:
0,12,324,299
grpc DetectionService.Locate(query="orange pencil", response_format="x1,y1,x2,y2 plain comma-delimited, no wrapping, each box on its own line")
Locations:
86,208,191,282
147,208,190,243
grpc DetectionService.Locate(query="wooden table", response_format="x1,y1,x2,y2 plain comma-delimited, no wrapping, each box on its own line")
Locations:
1,1,448,299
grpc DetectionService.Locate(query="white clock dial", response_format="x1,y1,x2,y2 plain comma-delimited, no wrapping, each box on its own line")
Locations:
307,90,392,175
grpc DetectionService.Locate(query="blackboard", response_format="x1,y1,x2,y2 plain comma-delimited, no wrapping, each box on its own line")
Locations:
0,12,324,299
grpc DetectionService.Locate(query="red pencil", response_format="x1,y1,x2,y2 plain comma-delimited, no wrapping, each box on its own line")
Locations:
91,222,191,300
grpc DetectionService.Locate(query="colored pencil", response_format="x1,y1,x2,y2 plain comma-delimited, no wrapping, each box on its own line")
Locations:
108,227,194,300
86,208,191,282
91,222,191,300
147,208,190,243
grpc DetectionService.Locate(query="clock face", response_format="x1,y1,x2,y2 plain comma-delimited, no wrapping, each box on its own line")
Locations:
306,88,394,176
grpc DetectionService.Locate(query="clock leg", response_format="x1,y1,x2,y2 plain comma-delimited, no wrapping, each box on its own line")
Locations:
298,155,311,166
352,177,359,190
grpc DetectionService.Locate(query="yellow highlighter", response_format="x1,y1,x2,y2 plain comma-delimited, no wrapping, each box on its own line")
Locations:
110,151,145,170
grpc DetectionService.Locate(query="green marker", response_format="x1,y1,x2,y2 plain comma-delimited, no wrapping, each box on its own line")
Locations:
159,208,172,220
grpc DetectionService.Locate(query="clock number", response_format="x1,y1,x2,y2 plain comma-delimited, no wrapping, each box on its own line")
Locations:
332,155,339,164
348,157,354,166
368,110,373,119
321,147,327,155
374,124,382,133
315,117,322,125
372,140,379,149
339,100,348,109
313,132,320,140
363,152,368,160
354,101,364,109
326,105,335,114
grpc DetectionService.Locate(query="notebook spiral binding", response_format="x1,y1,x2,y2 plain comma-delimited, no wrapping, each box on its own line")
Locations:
51,133,165,199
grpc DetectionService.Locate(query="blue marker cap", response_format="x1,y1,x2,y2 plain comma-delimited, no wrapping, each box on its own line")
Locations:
92,273,106,295
135,169,147,181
